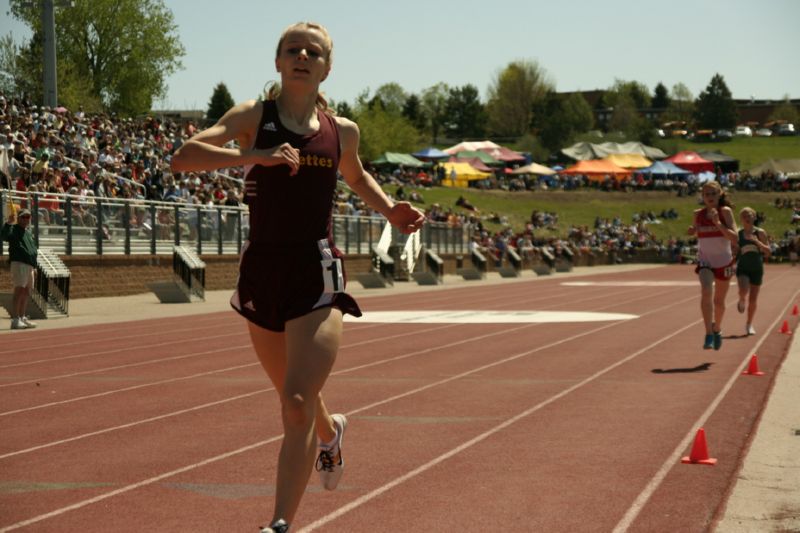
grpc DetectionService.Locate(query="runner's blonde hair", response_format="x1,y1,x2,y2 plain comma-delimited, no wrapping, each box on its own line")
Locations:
264,22,334,115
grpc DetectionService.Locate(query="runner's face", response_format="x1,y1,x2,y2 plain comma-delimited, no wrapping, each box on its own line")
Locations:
702,188,720,207
276,29,331,86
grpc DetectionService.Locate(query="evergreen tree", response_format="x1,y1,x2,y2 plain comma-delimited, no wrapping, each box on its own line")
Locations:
206,82,235,122
695,73,737,130
444,84,485,139
334,100,354,120
652,82,670,109
402,93,427,131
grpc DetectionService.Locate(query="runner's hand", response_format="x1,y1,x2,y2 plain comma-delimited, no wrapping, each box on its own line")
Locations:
257,143,300,175
388,202,425,234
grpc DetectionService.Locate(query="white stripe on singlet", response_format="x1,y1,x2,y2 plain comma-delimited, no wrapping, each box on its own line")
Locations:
312,239,334,309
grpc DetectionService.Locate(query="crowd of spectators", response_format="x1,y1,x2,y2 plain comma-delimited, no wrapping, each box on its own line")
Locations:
2,92,798,260
0,93,244,235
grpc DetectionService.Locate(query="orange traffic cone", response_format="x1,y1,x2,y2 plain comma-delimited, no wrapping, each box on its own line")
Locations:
779,320,791,335
681,428,717,465
742,354,765,376
792,305,798,316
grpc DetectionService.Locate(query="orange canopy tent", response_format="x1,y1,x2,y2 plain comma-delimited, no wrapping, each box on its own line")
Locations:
561,159,632,181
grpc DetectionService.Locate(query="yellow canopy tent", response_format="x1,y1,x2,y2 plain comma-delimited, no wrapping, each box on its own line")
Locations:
604,153,652,169
441,162,492,188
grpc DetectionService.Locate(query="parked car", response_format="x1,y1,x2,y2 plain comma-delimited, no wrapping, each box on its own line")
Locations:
735,126,753,137
777,123,796,136
716,129,734,140
755,128,773,137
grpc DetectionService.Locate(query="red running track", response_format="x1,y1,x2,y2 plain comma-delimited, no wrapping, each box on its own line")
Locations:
0,265,798,532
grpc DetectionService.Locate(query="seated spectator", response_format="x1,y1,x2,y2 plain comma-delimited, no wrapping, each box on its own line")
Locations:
456,195,477,212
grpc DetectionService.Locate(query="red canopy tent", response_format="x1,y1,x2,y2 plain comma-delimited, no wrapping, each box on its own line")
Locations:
479,146,526,163
561,159,632,181
664,151,715,173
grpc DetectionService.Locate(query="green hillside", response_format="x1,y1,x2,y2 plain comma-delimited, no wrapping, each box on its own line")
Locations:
395,187,800,242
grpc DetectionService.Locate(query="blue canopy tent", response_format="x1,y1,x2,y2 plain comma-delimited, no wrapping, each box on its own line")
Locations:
639,161,691,177
412,147,450,160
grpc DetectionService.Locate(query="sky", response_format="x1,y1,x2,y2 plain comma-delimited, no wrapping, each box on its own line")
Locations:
1,0,799,111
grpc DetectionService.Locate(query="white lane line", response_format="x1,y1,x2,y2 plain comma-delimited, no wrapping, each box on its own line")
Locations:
0,320,242,368
0,293,696,531
0,314,230,356
300,316,701,530
0,288,683,462
0,332,244,389
611,289,800,532
0,324,458,418
347,310,638,324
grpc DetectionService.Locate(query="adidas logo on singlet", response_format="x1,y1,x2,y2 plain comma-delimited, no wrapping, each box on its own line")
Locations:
263,122,277,131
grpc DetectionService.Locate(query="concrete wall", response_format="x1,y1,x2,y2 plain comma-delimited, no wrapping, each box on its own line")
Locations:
0,248,669,300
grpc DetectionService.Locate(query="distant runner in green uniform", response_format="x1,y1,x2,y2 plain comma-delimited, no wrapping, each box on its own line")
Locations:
735,207,771,336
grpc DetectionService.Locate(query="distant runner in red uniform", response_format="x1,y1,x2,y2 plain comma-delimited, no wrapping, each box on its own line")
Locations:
171,22,424,533
688,181,738,350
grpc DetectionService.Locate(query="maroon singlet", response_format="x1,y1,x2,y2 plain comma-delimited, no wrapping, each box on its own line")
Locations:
244,99,340,244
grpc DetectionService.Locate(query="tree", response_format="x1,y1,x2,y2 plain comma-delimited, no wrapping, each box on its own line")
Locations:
768,95,800,125
535,91,594,153
355,105,420,162
652,82,670,109
605,79,652,110
660,82,694,126
608,93,646,136
402,93,427,131
420,82,450,144
485,60,552,137
444,84,485,139
206,82,235,122
694,73,737,130
9,0,185,116
370,82,407,116
333,100,354,120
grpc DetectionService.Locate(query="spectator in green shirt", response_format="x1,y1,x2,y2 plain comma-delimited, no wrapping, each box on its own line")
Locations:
1,209,38,329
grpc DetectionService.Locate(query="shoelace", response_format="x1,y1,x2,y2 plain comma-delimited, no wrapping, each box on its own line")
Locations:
315,449,336,472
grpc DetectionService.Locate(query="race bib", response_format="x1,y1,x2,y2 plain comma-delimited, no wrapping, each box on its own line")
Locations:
321,258,344,294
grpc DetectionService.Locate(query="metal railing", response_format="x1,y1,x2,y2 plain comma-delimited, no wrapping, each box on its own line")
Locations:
1,189,469,257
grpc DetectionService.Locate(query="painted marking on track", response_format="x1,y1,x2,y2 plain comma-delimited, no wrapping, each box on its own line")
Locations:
344,310,638,324
562,281,695,287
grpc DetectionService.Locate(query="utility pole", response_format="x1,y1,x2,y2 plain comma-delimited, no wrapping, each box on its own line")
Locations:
42,0,57,107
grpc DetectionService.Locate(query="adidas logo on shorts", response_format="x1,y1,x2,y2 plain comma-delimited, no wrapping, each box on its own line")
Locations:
263,122,277,132
244,300,256,311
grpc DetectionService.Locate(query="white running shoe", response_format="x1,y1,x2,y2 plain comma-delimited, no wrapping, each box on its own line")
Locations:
316,413,347,491
746,324,756,336
10,318,27,330
260,519,289,533
21,316,37,328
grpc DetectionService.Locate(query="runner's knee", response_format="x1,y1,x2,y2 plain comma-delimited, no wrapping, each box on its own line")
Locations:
281,392,314,428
